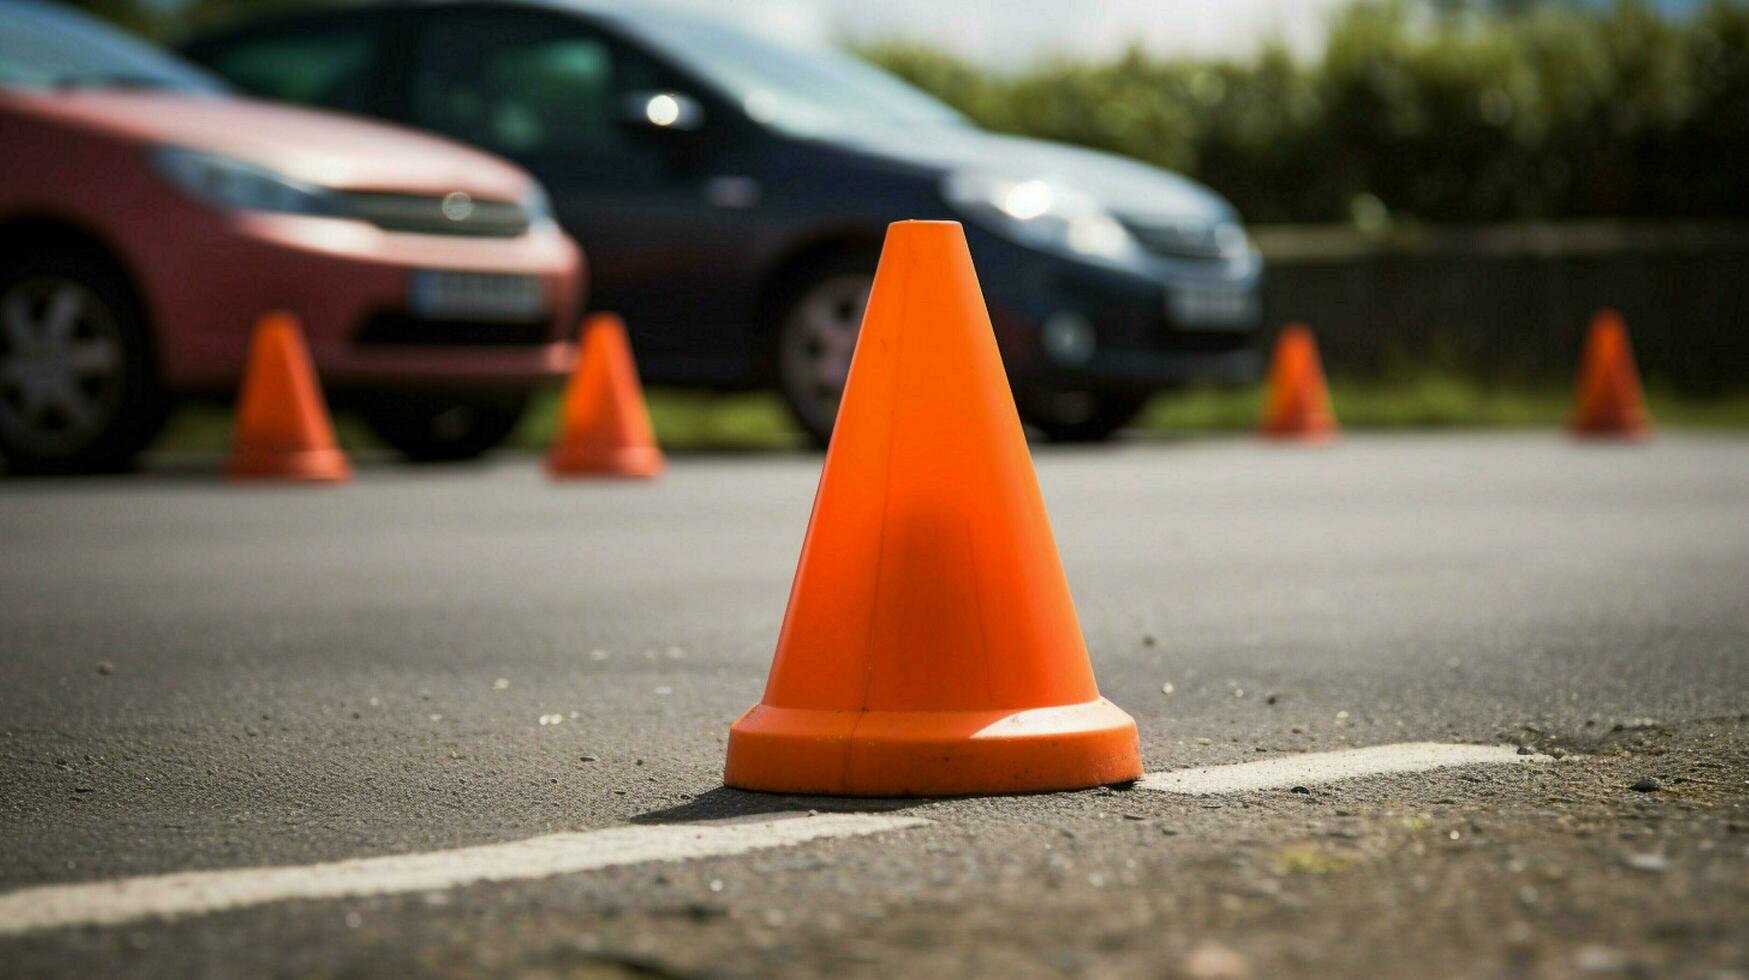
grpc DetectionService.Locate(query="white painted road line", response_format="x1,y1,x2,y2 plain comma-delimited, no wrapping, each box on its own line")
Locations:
0,813,927,937
1137,742,1550,796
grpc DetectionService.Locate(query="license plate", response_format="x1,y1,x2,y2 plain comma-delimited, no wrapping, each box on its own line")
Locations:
408,271,546,322
1169,285,1258,331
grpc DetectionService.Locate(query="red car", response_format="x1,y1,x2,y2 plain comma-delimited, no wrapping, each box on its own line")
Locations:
0,0,583,471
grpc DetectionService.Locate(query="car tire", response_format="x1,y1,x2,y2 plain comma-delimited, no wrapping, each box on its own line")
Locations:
1015,387,1150,443
0,244,166,473
772,253,877,447
356,390,529,463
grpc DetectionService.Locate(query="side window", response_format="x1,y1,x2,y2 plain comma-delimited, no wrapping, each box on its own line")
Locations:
410,13,665,158
205,24,379,113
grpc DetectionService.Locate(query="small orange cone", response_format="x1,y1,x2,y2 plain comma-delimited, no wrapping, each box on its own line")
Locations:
724,221,1142,797
227,312,350,482
547,313,664,479
1261,323,1338,441
1571,309,1651,439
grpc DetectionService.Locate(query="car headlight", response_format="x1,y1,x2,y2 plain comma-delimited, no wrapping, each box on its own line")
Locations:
1213,221,1252,260
521,182,555,226
151,146,345,217
941,171,1135,261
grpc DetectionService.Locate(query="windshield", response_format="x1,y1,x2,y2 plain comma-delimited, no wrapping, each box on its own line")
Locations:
0,0,226,93
617,10,969,137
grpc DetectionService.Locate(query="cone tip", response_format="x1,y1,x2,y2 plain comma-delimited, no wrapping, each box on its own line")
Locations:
884,219,965,247
254,310,301,336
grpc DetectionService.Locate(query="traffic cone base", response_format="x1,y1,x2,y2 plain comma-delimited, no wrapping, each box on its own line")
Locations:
226,312,350,483
1570,309,1651,440
548,313,665,478
724,220,1141,797
1263,422,1337,443
1573,420,1651,440
227,446,349,482
726,698,1141,797
546,443,664,479
1572,411,1651,439
1261,323,1338,441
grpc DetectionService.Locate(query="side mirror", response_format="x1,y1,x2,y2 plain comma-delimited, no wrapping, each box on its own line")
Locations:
619,91,705,134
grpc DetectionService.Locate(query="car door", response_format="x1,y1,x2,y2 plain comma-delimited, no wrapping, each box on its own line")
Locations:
403,6,755,371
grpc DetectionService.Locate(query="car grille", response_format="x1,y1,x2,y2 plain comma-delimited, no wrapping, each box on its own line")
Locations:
340,192,530,238
1120,216,1228,260
355,314,552,347
1092,307,1254,352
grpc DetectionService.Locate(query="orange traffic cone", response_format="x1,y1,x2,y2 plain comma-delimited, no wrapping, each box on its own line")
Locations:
724,221,1142,797
547,313,664,479
1570,309,1651,439
226,312,349,482
1261,323,1338,441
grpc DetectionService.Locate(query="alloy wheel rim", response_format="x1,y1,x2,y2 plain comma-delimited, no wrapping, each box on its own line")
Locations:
779,273,871,437
0,277,125,453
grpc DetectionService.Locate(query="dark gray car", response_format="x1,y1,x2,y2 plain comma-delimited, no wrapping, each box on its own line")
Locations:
185,0,1263,442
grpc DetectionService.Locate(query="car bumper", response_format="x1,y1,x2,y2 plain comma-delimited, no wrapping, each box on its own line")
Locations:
1039,345,1262,388
970,228,1264,392
137,208,583,391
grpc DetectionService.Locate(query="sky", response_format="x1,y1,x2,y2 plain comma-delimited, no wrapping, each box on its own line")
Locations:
654,0,1709,67
668,0,1354,65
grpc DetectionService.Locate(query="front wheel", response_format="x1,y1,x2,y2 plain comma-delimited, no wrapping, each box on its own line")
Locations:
772,256,876,446
1015,388,1150,443
0,246,165,473
356,390,529,463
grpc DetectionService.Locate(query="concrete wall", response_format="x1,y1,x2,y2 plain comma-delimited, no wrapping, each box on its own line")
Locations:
1253,222,1749,392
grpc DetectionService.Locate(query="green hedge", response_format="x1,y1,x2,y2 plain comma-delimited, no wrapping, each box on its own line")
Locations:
859,1,1749,224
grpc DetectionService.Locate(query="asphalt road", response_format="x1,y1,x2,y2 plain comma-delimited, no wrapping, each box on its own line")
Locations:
2,434,1746,977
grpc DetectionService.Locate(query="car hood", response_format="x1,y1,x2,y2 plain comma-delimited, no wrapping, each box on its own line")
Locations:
828,123,1236,224
13,89,534,201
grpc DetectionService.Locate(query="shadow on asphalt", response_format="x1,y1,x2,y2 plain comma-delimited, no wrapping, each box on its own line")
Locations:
633,777,1141,824
0,446,825,483
0,427,1233,482
630,786,929,824
0,452,410,487
0,428,1251,483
